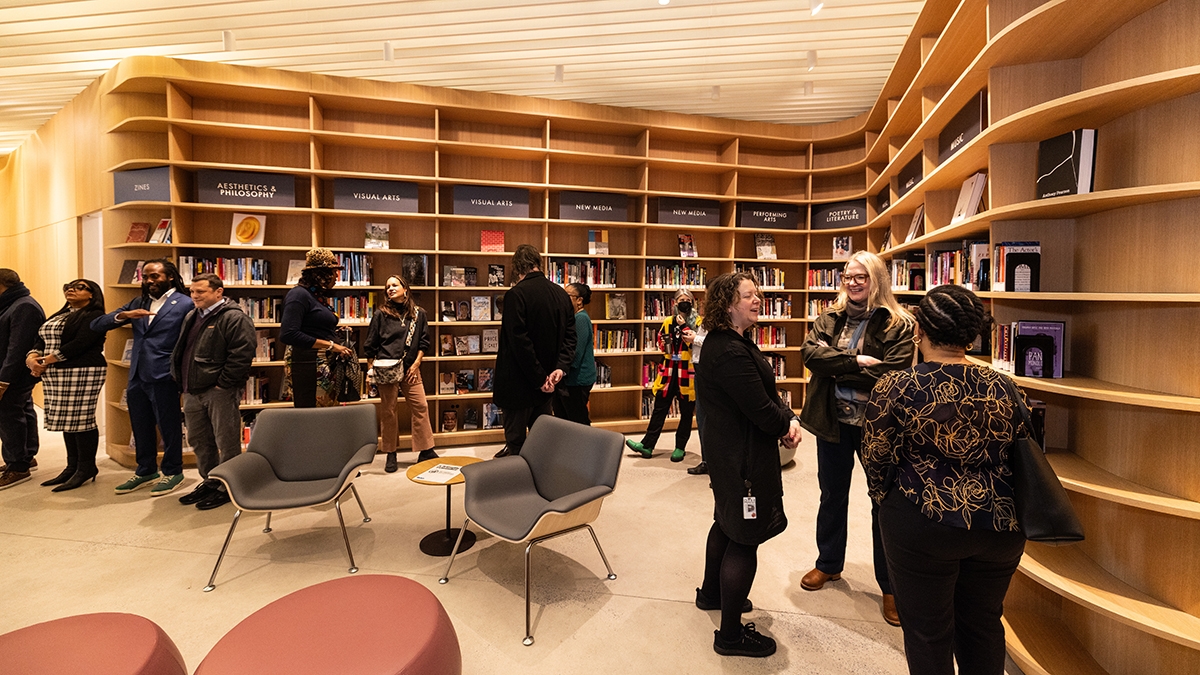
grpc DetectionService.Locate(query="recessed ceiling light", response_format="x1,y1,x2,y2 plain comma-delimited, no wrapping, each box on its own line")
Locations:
711,86,720,101
555,65,564,82
383,42,394,62
811,1,825,16
807,50,818,71
659,0,670,5
804,81,814,96
222,30,236,52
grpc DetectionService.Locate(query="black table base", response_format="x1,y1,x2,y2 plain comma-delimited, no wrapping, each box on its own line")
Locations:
420,528,476,557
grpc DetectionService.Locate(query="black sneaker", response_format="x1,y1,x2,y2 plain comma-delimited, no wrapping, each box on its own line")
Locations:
695,587,752,613
713,623,776,658
417,449,439,462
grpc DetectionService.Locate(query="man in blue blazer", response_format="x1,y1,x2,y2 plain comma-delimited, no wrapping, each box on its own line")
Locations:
92,259,194,496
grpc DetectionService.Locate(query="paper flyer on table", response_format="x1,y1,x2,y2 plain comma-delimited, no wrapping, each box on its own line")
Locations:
416,464,464,483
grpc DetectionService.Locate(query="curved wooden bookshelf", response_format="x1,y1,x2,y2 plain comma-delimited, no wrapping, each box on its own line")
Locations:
1046,452,1200,521
1002,610,1108,675
965,358,1200,413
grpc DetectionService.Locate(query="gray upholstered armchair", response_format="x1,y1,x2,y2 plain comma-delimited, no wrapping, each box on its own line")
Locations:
203,405,378,591
439,415,624,645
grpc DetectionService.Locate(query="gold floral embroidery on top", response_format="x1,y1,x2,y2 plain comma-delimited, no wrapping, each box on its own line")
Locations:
862,363,1023,532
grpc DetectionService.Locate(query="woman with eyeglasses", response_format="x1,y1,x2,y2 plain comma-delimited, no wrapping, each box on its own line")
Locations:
798,250,915,626
552,283,595,425
25,280,108,491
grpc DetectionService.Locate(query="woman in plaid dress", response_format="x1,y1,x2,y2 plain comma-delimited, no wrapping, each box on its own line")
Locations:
26,279,107,492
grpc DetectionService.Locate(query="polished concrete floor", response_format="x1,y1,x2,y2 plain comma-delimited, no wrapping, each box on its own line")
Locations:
0,415,1019,674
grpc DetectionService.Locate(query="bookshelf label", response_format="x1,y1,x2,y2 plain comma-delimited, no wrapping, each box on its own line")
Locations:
114,166,170,204
197,169,296,207
876,186,890,213
897,154,922,198
938,90,988,164
557,190,630,222
656,197,720,226
332,178,417,212
451,185,530,217
811,199,867,229
737,201,799,229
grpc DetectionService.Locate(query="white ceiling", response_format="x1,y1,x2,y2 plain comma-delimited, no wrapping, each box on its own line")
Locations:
0,0,924,155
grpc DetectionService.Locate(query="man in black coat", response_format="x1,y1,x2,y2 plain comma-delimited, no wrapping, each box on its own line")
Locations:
0,269,46,488
491,245,575,457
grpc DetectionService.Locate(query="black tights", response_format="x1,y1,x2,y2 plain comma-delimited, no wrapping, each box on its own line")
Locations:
701,521,759,640
63,429,99,470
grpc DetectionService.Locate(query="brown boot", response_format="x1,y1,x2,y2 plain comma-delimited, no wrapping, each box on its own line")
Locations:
882,593,901,626
800,568,841,591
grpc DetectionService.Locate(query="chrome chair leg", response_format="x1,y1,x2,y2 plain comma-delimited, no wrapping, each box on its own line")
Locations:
524,540,536,646
334,496,358,574
262,512,272,533
349,483,370,522
585,524,617,580
438,518,471,584
204,509,243,592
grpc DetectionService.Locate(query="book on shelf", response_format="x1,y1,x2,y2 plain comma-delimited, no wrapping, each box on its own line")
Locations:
754,233,777,260
470,296,491,322
285,259,305,285
595,361,611,388
148,218,173,244
401,254,427,286
462,407,480,430
1037,128,1097,199
993,242,1041,292
441,409,458,432
443,266,466,287
456,300,470,322
950,172,988,224
481,328,499,353
1014,320,1064,378
588,229,610,255
125,221,152,243
678,233,698,258
439,334,454,356
879,227,893,253
467,335,481,354
464,267,478,287
117,260,144,285
832,236,852,260
483,403,503,429
487,264,505,287
253,330,274,362
964,240,990,291
477,367,494,392
364,222,389,249
440,301,456,322
902,204,925,243
439,372,456,394
121,338,134,363
493,295,503,320
480,230,505,252
229,213,266,246
456,369,475,394
606,293,627,320
454,335,470,356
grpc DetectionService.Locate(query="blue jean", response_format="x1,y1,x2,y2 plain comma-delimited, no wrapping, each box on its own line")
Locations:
127,378,183,477
814,422,890,594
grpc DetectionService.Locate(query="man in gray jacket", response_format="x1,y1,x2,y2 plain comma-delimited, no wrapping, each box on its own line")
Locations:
170,274,257,510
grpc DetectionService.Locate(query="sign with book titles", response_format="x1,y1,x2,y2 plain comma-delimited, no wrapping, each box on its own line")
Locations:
736,202,798,229
198,169,295,207
332,178,417,212
558,190,630,222
451,185,530,217
938,90,988,164
811,199,867,230
656,197,720,227
114,166,170,204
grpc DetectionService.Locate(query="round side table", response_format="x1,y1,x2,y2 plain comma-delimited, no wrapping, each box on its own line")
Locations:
406,456,484,556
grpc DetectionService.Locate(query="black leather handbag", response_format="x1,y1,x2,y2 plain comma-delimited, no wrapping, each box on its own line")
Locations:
999,377,1084,545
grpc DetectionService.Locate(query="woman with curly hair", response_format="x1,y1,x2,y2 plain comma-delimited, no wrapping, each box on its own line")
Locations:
862,284,1027,675
798,250,915,626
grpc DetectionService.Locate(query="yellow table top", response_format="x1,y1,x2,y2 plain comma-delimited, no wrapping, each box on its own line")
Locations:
405,455,484,486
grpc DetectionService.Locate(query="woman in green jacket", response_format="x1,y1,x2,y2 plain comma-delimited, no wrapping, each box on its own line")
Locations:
553,283,596,425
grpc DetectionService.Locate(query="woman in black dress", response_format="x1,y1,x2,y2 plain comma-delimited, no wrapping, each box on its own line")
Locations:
26,279,107,492
280,248,355,408
694,272,801,658
862,285,1026,675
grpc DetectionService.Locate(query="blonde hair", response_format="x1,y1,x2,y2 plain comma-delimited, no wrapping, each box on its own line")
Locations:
829,251,914,331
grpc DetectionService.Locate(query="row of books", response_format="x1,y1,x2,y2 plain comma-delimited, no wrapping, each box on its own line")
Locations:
806,298,834,319
436,368,495,394
441,264,506,288
124,219,173,244
645,263,707,289
749,326,787,349
440,296,501,322
764,354,787,380
640,392,681,420
738,264,785,289
889,253,926,291
439,404,503,432
993,320,1064,378
327,294,377,322
237,376,272,406
333,252,374,286
178,256,271,286
236,298,283,324
761,293,792,319
807,268,841,290
595,328,640,353
595,361,612,388
253,330,275,362
438,330,499,355
546,258,618,287
927,241,989,290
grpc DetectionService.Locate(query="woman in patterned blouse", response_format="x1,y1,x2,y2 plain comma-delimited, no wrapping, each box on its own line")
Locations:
862,284,1026,675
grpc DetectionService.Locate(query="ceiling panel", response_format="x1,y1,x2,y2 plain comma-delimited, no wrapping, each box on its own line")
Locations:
0,0,924,154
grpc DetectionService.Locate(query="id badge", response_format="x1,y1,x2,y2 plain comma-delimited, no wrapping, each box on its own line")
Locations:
743,496,757,520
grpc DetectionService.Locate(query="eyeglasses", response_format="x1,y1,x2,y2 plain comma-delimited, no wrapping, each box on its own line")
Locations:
63,282,90,292
841,274,870,285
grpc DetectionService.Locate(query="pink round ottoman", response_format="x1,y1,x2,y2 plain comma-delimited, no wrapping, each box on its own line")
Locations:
0,612,186,675
196,574,461,675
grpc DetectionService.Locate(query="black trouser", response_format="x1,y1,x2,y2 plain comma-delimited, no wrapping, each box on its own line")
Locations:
879,487,1025,675
814,422,890,594
501,398,553,455
291,347,318,409
640,379,695,451
552,385,592,426
127,378,184,477
0,383,38,471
